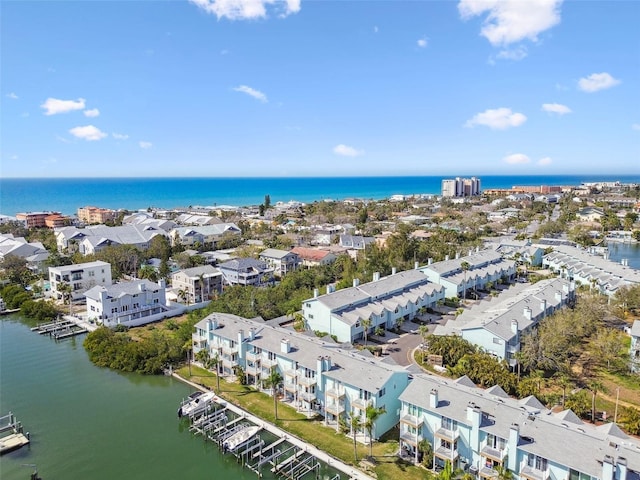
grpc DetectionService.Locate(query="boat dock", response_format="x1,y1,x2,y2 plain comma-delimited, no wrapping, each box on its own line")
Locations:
30,318,88,340
0,412,30,455
176,379,374,480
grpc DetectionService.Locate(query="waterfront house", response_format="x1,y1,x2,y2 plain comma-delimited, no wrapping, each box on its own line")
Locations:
302,269,445,343
218,258,274,286
258,248,301,277
48,261,112,302
398,373,639,475
85,279,169,328
192,312,410,440
171,265,222,304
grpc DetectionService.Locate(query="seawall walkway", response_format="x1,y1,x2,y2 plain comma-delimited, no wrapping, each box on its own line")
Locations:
173,374,375,480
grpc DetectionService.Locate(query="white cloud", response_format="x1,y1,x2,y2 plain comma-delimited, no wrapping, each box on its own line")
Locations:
189,0,300,20
465,107,527,130
495,45,528,61
417,37,428,48
233,85,268,103
139,141,153,149
69,125,107,141
503,153,530,164
6,92,18,100
333,144,364,157
632,124,640,131
578,72,621,93
84,108,100,117
112,133,129,140
542,103,571,115
41,97,86,115
458,0,563,46
538,156,552,166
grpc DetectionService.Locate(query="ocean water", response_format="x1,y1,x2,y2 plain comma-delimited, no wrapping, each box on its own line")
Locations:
1,175,639,216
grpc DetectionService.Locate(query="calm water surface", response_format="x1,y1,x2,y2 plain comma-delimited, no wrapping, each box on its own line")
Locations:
0,315,273,480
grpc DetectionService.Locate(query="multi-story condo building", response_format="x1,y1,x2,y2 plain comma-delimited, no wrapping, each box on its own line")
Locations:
16,211,62,228
169,224,241,248
48,261,112,301
419,249,516,299
54,225,168,255
85,279,168,328
302,269,445,343
258,248,301,277
192,313,410,440
442,177,481,198
171,265,223,303
77,206,117,224
434,278,575,368
399,373,639,476
218,258,274,286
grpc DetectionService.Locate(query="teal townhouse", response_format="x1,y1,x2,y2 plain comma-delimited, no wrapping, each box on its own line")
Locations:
399,374,640,478
302,269,445,344
192,313,410,442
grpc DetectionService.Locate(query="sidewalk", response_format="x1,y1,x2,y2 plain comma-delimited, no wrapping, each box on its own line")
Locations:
174,375,375,480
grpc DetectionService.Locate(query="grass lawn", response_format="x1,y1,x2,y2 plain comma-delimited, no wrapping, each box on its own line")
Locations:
177,365,433,480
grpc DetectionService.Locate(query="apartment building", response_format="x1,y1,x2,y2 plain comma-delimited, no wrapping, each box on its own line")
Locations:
218,258,274,286
259,248,301,277
48,260,112,301
171,265,223,303
441,177,481,198
77,206,117,224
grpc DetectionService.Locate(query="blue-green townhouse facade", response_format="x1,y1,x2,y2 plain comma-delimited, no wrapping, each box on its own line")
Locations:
399,373,640,478
193,313,409,441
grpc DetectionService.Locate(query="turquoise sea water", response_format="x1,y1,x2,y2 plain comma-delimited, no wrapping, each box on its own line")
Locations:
2,175,639,216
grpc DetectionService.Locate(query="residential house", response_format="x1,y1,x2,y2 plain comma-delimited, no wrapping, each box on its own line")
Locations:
54,225,168,255
49,261,112,302
419,249,517,299
170,224,241,249
576,207,605,222
192,312,410,439
0,233,50,273
630,320,640,373
339,235,375,260
259,248,301,277
487,240,545,267
218,258,274,286
303,269,445,343
171,265,222,303
291,247,338,267
85,279,169,328
398,374,639,475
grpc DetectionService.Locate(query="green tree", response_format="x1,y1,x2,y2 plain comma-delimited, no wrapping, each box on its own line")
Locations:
208,352,221,392
364,403,386,457
361,317,372,346
417,439,433,468
618,407,640,435
349,409,362,462
588,380,607,423
460,261,470,301
0,255,32,286
265,367,283,420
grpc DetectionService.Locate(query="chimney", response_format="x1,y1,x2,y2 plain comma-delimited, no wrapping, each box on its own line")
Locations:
476,246,480,252
428,258,432,265
373,272,381,281
602,456,614,480
317,356,325,376
523,307,532,321
249,327,256,341
314,288,319,298
511,319,519,334
353,278,360,287
280,338,291,354
325,356,332,371
469,249,473,256
158,279,166,289
555,291,563,302
138,282,146,292
429,389,439,409
208,317,218,330
392,267,397,275
507,424,519,471
237,329,245,359
617,457,628,480
470,406,481,447
327,284,333,294
540,299,547,316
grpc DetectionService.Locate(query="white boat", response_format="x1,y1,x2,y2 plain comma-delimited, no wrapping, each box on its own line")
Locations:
222,425,261,452
178,391,216,418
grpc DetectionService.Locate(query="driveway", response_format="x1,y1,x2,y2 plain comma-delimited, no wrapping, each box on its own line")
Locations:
384,316,444,366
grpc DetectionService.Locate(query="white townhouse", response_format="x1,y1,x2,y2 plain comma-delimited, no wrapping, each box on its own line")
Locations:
258,248,301,277
486,240,545,267
48,261,112,301
419,249,517,299
398,374,640,478
543,245,640,297
302,269,445,343
192,313,410,440
630,321,640,373
434,278,575,367
171,265,223,304
85,279,169,328
54,225,168,255
169,224,241,248
0,233,49,273
218,258,274,286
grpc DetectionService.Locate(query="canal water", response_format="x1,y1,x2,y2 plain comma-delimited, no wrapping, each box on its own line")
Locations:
606,241,640,270
0,315,275,480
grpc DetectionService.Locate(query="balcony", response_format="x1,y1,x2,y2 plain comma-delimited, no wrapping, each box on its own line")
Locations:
326,388,345,399
351,397,369,411
245,363,260,375
520,466,548,480
400,413,423,428
481,444,507,462
221,344,237,355
434,426,459,442
246,351,260,362
261,357,277,369
399,430,421,447
221,356,237,368
298,376,317,387
325,402,345,416
434,445,458,462
284,369,297,379
284,382,297,393
479,467,499,479
299,390,317,402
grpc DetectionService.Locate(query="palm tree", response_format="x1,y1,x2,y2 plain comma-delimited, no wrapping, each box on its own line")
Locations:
364,402,386,457
361,318,372,345
58,282,72,315
349,409,362,462
460,261,470,302
418,324,429,363
553,372,571,408
207,352,221,392
195,348,210,366
495,462,513,480
265,367,283,420
198,273,206,302
589,380,607,423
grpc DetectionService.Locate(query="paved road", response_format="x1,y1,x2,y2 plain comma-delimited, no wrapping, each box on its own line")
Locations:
386,316,444,366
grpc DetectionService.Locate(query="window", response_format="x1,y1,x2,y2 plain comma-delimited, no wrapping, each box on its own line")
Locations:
441,417,456,431
378,388,386,398
493,337,501,345
527,454,547,471
569,470,590,480
308,314,314,319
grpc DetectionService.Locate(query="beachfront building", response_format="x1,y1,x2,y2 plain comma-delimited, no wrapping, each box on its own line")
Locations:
419,249,516,299
542,244,640,297
218,258,274,286
0,233,50,273
192,312,409,440
441,177,481,198
433,278,575,367
54,225,168,255
302,269,445,343
290,247,338,267
16,211,62,229
171,265,223,304
48,261,112,302
258,248,301,277
398,373,639,475
630,321,640,373
85,279,169,328
77,206,117,225
169,224,241,249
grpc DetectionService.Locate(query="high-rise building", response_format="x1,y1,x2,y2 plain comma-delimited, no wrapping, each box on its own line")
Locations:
441,177,481,197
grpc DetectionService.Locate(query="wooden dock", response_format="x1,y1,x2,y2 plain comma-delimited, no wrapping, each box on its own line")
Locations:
0,412,30,455
31,319,87,339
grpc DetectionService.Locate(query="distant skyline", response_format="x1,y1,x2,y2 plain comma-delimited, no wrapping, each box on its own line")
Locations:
1,0,639,178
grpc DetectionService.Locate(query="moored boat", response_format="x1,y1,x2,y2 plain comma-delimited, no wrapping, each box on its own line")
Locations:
222,425,261,452
177,391,216,418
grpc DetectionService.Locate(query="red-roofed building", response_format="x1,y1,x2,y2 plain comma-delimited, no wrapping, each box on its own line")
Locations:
290,247,338,267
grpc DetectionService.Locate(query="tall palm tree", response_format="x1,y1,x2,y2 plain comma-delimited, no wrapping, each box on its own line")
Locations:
349,409,362,462
364,402,386,457
418,324,429,363
207,352,221,392
361,318,372,345
198,273,206,302
495,462,513,480
265,367,283,420
589,380,607,423
195,348,210,366
460,261,470,302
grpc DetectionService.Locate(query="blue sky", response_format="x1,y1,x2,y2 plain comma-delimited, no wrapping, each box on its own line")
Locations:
1,0,638,177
